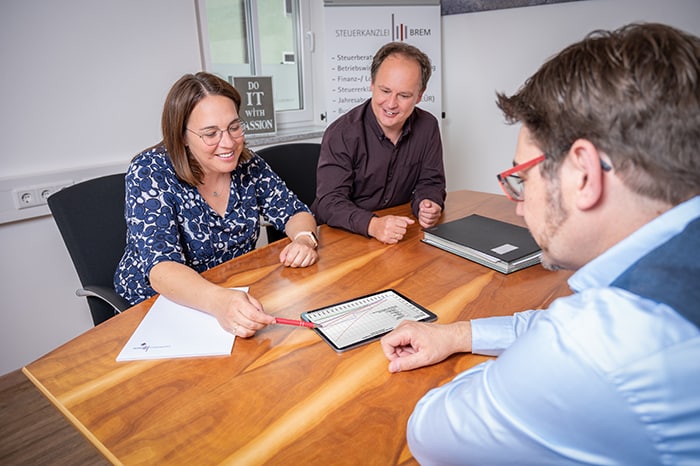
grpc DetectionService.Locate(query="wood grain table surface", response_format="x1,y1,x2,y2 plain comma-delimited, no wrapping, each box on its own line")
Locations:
23,190,573,465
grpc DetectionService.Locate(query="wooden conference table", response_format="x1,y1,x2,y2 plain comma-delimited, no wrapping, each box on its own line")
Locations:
23,190,573,465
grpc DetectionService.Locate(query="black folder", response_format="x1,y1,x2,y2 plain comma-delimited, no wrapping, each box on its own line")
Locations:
422,214,542,273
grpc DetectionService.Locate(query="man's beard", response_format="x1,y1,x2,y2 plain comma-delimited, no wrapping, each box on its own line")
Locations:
539,179,569,272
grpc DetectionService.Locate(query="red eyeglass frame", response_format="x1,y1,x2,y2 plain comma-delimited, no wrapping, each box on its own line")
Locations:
496,154,546,201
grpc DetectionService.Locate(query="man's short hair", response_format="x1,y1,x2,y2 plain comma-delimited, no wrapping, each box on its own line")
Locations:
370,42,432,92
497,23,700,204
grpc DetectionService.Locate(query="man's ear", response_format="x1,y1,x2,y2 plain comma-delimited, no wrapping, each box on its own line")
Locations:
569,138,606,211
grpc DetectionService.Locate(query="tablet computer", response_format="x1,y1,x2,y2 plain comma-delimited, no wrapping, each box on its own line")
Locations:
300,289,437,353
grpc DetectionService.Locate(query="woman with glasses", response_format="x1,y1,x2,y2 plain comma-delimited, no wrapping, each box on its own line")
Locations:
115,72,319,337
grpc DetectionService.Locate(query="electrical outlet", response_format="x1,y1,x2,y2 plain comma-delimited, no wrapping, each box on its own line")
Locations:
13,180,73,210
14,188,40,209
39,182,73,202
0,164,124,224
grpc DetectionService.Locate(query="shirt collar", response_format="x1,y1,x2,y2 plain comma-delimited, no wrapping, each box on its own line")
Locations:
568,196,700,292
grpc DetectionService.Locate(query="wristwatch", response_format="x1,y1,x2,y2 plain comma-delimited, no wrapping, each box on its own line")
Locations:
294,230,319,249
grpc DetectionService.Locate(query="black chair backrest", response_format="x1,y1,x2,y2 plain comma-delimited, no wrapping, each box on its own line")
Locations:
256,143,321,242
48,173,127,325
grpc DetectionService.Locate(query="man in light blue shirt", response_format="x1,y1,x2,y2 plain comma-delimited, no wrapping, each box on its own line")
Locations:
381,23,700,465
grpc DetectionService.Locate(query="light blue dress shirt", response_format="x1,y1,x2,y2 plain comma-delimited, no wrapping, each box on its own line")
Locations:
407,196,700,465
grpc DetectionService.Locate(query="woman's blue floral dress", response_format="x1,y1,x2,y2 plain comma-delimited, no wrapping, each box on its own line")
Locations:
114,146,310,305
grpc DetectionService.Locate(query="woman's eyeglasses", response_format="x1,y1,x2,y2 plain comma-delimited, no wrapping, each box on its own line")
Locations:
187,123,245,146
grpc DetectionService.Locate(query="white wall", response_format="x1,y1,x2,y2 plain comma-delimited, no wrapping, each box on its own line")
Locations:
1,0,698,375
0,0,201,375
440,0,700,194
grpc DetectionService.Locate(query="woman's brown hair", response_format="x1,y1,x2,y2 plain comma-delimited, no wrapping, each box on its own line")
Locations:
162,72,253,186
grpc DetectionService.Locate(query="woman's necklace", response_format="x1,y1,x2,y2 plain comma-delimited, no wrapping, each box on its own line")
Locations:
206,176,229,197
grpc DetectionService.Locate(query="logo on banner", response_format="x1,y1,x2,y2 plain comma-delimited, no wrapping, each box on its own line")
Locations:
391,13,433,41
333,12,433,42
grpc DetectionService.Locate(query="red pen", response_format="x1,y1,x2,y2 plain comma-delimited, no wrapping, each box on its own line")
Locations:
274,317,320,329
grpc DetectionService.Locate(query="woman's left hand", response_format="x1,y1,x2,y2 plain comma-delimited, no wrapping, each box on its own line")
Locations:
279,237,319,267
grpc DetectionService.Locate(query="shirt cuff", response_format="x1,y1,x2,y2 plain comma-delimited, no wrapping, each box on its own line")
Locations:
470,315,516,356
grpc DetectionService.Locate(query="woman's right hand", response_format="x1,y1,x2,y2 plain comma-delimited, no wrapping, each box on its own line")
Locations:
150,261,276,337
213,288,276,337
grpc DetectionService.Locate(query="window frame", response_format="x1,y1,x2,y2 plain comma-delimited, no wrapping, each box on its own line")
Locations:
195,0,314,129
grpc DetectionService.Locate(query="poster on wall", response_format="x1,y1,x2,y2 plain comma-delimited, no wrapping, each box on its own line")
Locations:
233,76,277,135
324,1,441,125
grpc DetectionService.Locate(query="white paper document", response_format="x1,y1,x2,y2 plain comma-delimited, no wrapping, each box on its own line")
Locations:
116,289,247,362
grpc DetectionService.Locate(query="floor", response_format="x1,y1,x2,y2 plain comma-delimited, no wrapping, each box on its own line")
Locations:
0,369,108,465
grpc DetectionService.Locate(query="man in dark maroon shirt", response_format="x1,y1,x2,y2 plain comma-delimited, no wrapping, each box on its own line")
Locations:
312,42,446,244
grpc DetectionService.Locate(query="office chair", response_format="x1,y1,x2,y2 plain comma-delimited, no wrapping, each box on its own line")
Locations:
47,173,130,326
256,142,321,243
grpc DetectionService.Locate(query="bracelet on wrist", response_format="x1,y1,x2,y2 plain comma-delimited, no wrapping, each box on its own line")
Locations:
293,230,319,249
